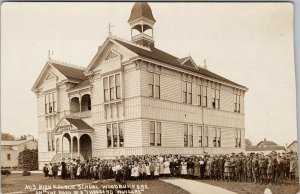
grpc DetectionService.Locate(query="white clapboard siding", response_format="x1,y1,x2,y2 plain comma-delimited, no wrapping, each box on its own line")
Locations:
37,95,45,116
221,128,236,148
141,97,203,125
240,93,245,114
124,120,142,147
161,73,182,102
93,124,107,149
57,86,69,113
124,69,140,98
140,69,148,97
38,131,48,152
221,85,234,112
91,79,103,105
192,125,199,147
125,97,141,120
162,122,183,147
38,116,46,132
141,119,150,146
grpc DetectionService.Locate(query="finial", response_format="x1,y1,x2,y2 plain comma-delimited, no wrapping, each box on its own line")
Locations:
204,59,207,69
107,23,115,36
48,50,54,61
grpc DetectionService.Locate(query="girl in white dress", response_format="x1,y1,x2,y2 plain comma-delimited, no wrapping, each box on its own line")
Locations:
76,164,81,178
48,163,53,179
154,161,160,178
181,159,188,177
145,162,151,180
163,158,171,177
57,163,61,178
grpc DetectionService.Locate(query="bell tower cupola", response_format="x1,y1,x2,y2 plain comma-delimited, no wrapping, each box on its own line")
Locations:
128,2,156,47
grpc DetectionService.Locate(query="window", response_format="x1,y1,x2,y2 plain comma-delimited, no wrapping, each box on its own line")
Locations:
47,132,52,151
187,82,192,104
107,123,124,148
189,125,193,147
203,85,207,107
213,128,217,147
156,122,162,146
115,74,121,99
118,123,124,147
103,73,122,102
235,129,241,147
148,72,160,98
104,77,109,102
45,93,56,114
150,121,155,146
107,124,112,147
183,82,192,104
7,154,10,161
150,121,162,146
24,145,27,150
217,128,221,147
154,73,160,98
234,93,241,113
184,125,188,147
212,87,220,109
113,123,118,147
109,76,115,100
182,82,187,103
204,126,208,147
198,126,203,147
148,72,154,97
197,84,202,106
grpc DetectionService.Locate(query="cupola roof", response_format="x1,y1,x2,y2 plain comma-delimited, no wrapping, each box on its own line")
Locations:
128,2,156,23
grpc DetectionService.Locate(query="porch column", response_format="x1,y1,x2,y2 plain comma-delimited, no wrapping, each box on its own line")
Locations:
61,135,63,161
77,135,80,157
70,136,73,159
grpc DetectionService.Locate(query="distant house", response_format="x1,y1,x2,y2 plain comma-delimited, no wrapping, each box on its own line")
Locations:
287,141,298,153
246,138,285,154
1,139,38,169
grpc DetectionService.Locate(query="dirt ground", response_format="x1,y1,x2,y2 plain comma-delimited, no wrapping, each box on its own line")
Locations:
198,179,299,194
1,173,190,194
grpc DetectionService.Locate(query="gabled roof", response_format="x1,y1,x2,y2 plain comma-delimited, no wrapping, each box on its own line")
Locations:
1,139,36,146
65,117,93,129
67,79,91,92
178,56,198,69
287,141,298,148
257,140,279,147
246,146,285,152
114,38,247,89
51,61,85,81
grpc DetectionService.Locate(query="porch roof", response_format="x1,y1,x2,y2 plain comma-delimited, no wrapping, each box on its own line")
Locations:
65,117,93,130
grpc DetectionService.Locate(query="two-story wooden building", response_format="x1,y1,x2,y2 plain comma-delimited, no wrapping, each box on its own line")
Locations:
32,2,247,169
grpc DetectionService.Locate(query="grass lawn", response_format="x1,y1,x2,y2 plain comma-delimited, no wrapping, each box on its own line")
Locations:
1,174,190,194
198,179,299,194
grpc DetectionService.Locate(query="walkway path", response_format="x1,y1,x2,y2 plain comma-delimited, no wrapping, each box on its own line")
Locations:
162,179,237,194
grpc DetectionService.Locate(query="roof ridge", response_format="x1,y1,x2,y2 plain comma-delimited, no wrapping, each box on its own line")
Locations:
50,59,86,70
110,35,151,51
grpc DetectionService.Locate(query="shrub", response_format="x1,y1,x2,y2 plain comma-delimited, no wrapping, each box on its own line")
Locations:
18,149,38,171
1,169,11,176
22,170,31,176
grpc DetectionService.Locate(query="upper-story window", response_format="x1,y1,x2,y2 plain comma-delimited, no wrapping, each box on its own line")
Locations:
197,84,202,106
183,81,192,104
148,72,160,98
204,126,209,147
103,73,121,102
234,93,241,113
212,86,220,109
45,92,56,114
7,154,10,161
203,85,207,107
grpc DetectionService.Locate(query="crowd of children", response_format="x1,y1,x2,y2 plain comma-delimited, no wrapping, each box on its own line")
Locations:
43,152,298,185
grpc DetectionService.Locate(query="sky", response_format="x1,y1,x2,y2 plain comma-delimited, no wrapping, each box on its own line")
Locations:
1,2,297,146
